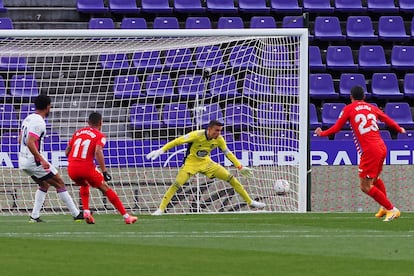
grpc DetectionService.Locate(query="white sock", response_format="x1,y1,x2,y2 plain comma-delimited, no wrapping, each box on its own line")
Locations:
58,191,80,217
31,189,47,219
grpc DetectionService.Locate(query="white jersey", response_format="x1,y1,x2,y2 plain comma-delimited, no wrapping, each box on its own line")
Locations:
19,113,46,163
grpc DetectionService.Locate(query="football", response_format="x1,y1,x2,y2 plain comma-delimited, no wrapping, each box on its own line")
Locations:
274,179,290,195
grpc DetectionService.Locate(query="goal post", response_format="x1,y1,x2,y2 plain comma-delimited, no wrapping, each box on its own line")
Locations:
0,28,309,215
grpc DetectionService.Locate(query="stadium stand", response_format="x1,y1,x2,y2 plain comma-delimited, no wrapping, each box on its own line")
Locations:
77,0,108,14
358,45,391,71
174,0,205,13
249,16,276,28
185,17,212,28
334,0,366,13
121,17,147,29
270,0,302,13
108,0,140,14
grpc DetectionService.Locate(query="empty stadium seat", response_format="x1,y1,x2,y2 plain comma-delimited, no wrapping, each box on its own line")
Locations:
185,17,211,29
121,18,147,29
88,18,114,29
141,0,173,13
397,130,414,140
334,0,366,12
99,53,129,70
384,102,414,129
144,73,175,100
371,73,403,100
109,0,140,14
391,45,414,71
367,0,398,13
224,104,254,131
321,103,347,128
209,74,240,99
194,45,226,70
399,0,414,13
217,17,244,29
129,104,163,130
164,48,194,69
403,73,414,98
10,75,39,99
378,16,410,41
358,45,390,71
0,56,29,71
113,75,142,99
339,73,368,98
194,103,224,128
282,15,303,28
162,103,192,128
243,74,271,97
77,0,108,13
334,130,353,140
174,0,205,13
257,103,287,127
0,0,7,13
132,51,162,71
176,74,205,100
238,0,270,13
303,0,334,13
153,17,179,29
309,103,321,129
0,104,19,129
228,45,257,70
249,16,276,28
0,17,13,29
310,131,328,140
326,45,358,71
270,0,302,13
309,74,338,99
261,45,292,68
206,0,237,13
380,130,392,140
274,75,299,96
309,46,325,72
0,75,6,99
346,16,377,41
314,16,346,41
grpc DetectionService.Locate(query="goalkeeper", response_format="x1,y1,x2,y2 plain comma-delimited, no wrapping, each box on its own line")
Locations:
146,120,266,215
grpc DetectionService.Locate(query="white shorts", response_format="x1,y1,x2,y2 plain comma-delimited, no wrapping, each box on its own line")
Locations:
19,156,58,181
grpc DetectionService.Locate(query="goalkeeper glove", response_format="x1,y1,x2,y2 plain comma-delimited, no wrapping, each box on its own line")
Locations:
146,148,165,161
103,171,112,182
238,166,253,178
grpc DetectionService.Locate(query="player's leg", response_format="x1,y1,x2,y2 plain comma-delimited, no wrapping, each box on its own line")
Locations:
373,177,387,218
29,178,49,222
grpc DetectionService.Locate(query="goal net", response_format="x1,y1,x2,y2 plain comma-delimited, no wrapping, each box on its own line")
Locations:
0,29,308,215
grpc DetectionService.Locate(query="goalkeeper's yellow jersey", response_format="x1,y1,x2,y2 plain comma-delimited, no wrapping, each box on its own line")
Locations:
161,130,241,168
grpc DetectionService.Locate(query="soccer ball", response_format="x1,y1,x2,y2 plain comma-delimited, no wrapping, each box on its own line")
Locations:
274,179,290,195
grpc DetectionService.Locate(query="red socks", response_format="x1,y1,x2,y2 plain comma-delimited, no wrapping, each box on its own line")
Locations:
373,178,387,196
80,185,90,210
367,186,393,210
106,189,127,216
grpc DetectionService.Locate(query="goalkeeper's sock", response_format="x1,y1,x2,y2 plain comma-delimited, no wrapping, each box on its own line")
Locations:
31,188,47,219
105,188,127,216
80,185,90,210
373,178,387,196
57,189,81,217
367,186,393,210
229,177,253,205
159,184,179,211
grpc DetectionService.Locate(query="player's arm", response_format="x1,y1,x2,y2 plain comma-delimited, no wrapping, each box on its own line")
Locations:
146,132,195,160
64,144,72,157
27,134,49,169
95,144,111,181
218,136,253,178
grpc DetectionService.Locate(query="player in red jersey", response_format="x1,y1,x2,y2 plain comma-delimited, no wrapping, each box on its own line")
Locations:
315,86,406,222
65,112,137,224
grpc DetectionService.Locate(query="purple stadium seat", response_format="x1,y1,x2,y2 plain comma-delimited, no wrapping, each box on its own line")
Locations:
314,16,346,41
208,74,240,99
0,0,7,13
397,130,414,140
19,103,36,121
132,51,163,71
384,102,414,129
185,17,211,29
144,73,175,100
391,45,414,71
309,103,321,129
309,45,326,72
0,56,28,71
88,18,114,29
249,16,276,28
261,45,293,68
99,53,129,70
339,73,368,98
243,74,271,98
326,46,358,71
164,48,195,69
153,17,179,29
109,0,140,14
303,0,334,13
400,0,414,13
403,73,414,98
270,0,302,13
194,103,224,128
238,0,270,14
378,16,410,42
310,131,328,140
367,0,398,13
228,45,257,70
194,45,226,71
0,104,19,129
113,75,142,99
274,75,299,96
141,0,173,13
77,0,108,13
130,104,163,130
346,16,377,41
121,18,147,29
176,74,205,100
0,75,6,99
0,17,13,29
309,73,338,100
334,0,366,12
257,103,287,127
162,103,192,128
217,17,244,29
358,45,390,71
282,15,303,28
371,73,403,100
10,75,39,99
321,103,347,128
206,0,238,13
334,130,354,140
224,104,255,131
174,0,205,13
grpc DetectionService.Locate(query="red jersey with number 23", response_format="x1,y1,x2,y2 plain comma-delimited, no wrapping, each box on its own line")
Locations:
320,101,403,154
67,127,106,168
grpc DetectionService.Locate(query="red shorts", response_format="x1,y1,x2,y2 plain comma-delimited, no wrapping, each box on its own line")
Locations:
358,144,386,179
67,164,104,188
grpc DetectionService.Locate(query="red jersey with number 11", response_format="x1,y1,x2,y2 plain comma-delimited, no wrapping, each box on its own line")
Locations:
320,101,403,153
67,127,106,167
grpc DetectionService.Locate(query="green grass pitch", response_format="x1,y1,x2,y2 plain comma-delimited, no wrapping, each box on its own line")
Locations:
1,212,414,276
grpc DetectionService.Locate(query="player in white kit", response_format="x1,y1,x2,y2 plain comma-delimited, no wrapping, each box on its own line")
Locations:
19,94,83,222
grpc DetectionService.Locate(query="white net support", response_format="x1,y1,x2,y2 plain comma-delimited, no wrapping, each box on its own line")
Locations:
0,29,308,215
